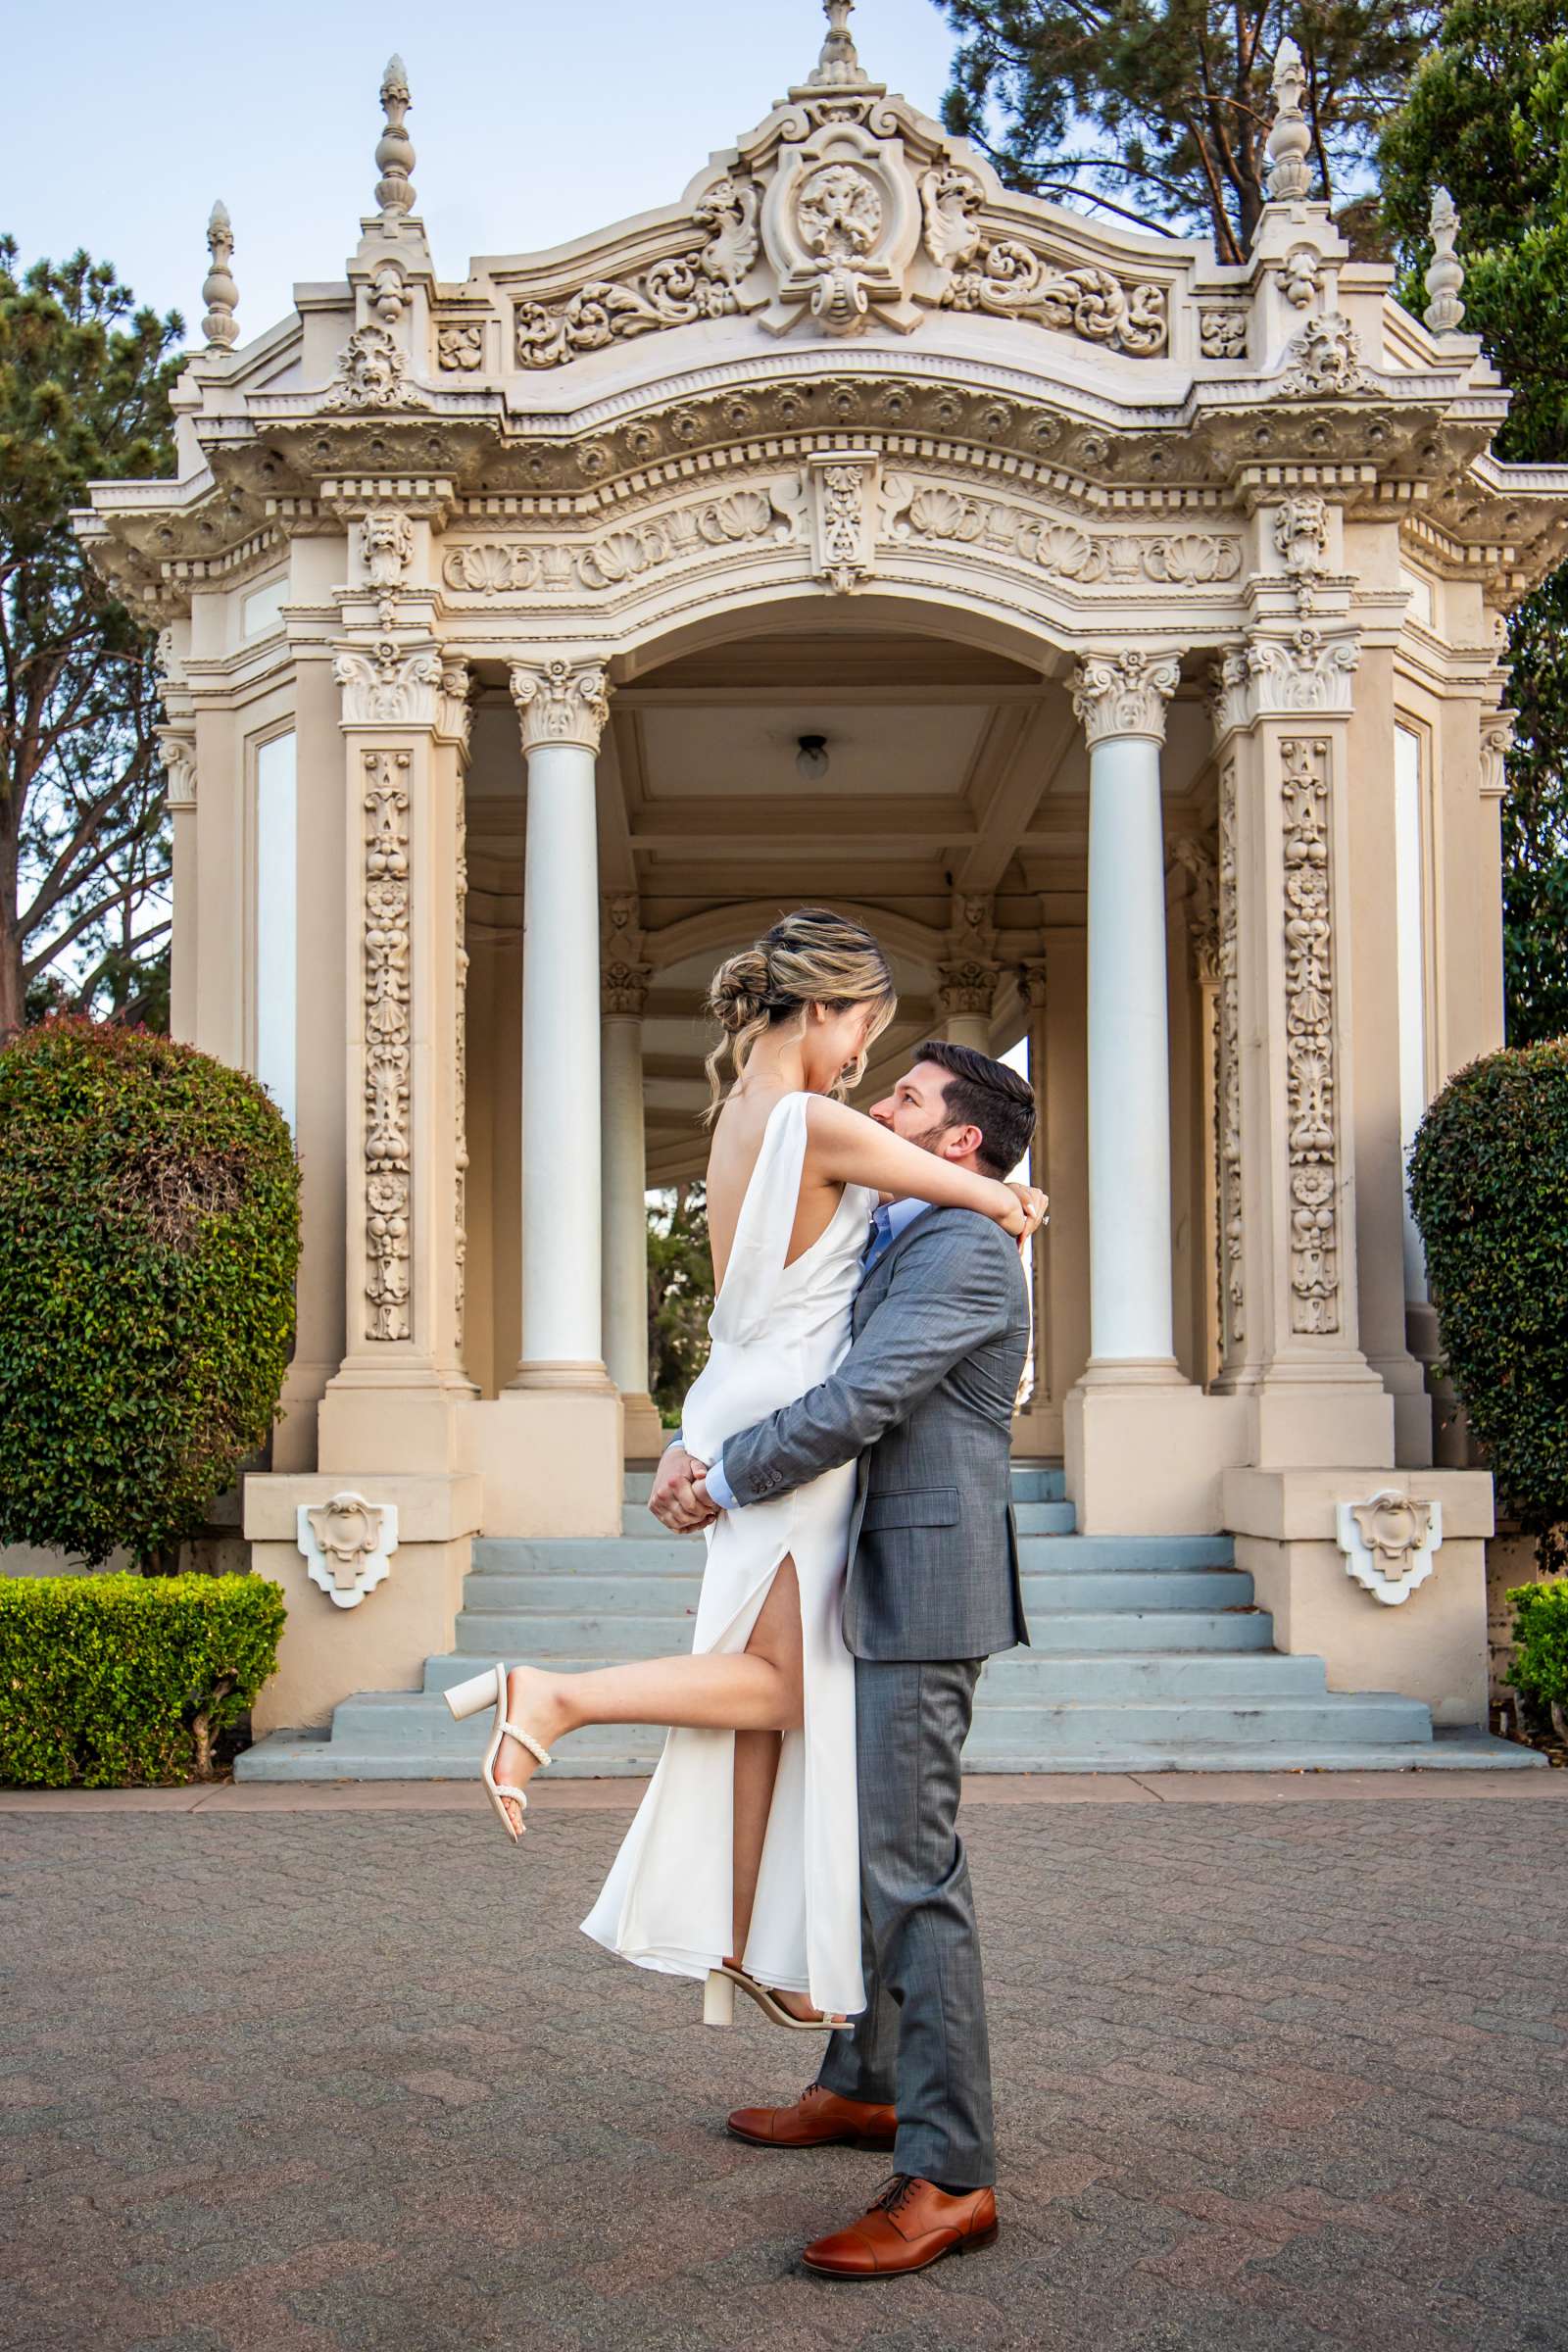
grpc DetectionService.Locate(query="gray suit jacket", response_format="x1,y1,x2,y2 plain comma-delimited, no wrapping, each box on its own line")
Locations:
719,1205,1033,1662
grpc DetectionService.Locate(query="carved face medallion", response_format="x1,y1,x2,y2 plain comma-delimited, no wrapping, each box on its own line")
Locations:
797,163,882,259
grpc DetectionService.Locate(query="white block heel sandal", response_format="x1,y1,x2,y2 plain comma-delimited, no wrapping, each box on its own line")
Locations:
703,1961,848,2032
444,1663,552,1842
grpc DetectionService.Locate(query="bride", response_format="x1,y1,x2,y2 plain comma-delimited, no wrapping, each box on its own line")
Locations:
445,907,1045,2028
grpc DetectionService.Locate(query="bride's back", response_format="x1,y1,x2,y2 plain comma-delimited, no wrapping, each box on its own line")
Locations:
707,1087,847,1288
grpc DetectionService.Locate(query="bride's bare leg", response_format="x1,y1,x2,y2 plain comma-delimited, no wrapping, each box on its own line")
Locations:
491,1554,806,1837
732,1728,782,1959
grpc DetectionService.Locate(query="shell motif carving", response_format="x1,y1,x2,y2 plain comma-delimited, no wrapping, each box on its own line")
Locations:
442,485,798,598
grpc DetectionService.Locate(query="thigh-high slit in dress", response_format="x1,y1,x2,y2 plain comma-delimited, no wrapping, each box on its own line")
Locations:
581,1093,874,2017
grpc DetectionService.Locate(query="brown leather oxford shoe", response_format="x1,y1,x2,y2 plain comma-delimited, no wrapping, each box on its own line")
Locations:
802,2175,998,2278
726,2082,898,2151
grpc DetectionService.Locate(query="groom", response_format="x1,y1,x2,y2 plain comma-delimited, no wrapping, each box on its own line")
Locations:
651,1040,1038,2279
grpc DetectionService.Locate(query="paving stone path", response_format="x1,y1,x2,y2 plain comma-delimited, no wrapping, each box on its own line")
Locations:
4,1788,1566,2351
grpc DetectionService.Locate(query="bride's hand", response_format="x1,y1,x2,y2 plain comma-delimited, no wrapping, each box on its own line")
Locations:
999,1182,1049,1250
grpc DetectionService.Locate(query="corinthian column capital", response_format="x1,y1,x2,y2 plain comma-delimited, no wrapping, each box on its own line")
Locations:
1071,650,1182,747
510,657,612,753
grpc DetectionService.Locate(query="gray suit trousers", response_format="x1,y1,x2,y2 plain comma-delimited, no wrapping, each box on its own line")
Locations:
815,1656,995,2189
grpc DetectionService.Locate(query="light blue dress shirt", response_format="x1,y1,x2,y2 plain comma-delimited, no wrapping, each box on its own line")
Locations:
697,1197,926,1512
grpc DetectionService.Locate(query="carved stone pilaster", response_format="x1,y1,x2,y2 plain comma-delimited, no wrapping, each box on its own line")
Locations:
510,658,612,751
1170,836,1218,986
362,751,413,1344
334,643,444,724
808,452,879,593
1071,650,1181,745
602,894,651,1015
1016,958,1049,1015
1216,755,1245,1350
158,729,198,810
1281,736,1342,1337
939,894,1001,1021
455,784,469,1351
1208,628,1359,736
1479,707,1516,799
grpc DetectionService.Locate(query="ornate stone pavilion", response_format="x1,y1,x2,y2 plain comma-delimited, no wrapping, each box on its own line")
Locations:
80,8,1568,1745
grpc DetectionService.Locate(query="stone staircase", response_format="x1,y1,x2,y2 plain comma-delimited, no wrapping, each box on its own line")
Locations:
237,1464,1538,1779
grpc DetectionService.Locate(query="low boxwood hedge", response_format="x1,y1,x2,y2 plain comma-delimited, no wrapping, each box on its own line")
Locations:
0,1574,285,1787
1507,1580,1568,1745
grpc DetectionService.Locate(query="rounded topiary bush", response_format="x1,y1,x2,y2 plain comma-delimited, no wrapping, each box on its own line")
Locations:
1408,1038,1568,1550
0,1020,301,1567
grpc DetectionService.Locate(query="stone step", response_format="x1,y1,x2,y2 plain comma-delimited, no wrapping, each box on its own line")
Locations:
617,1462,1068,1506
457,1566,1254,1635
962,1691,1435,1752
617,1494,1079,1537
420,1647,1326,1704
977,1648,1327,1700
471,1530,1233,1580
446,1605,1275,1662
235,1713,1544,1783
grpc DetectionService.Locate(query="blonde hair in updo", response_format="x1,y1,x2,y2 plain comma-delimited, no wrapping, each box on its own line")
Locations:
704,906,896,1120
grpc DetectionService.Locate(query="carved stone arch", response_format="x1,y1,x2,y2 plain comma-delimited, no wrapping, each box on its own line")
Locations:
611,577,1063,692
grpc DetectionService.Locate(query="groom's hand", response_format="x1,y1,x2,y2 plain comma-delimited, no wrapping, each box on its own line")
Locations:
651,1445,719,1532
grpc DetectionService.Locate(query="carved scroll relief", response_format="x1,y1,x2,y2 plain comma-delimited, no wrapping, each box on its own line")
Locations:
363,752,412,1343
1280,737,1341,1336
1217,756,1245,1349
808,452,878,593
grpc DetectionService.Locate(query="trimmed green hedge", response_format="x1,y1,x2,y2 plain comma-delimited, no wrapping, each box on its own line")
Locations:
0,1574,285,1786
0,1019,300,1567
1408,1039,1568,1545
1507,1581,1568,1743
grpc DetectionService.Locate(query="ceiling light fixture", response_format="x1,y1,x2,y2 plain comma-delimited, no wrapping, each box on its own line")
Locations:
795,732,830,782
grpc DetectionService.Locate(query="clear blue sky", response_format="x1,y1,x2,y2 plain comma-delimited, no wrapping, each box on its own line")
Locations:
10,1,960,345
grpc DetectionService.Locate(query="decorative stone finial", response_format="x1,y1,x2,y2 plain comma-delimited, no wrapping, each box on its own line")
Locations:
201,201,239,351
375,54,416,227
1424,186,1466,334
1265,36,1313,203
808,0,866,87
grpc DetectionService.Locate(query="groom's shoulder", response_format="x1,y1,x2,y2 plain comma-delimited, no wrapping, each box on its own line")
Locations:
900,1206,1018,1274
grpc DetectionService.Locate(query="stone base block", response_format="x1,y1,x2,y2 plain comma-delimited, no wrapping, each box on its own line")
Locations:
618,1390,667,1463
1066,1381,1251,1533
317,1375,473,1477
1250,1377,1396,1471
455,1391,623,1537
1224,1466,1494,1726
243,1471,483,1735
1010,1401,1065,1462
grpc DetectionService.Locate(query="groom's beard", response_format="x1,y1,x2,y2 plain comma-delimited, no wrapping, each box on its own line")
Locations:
903,1118,956,1160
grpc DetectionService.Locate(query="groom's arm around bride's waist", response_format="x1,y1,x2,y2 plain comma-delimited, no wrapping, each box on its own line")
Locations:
720,1211,1025,1508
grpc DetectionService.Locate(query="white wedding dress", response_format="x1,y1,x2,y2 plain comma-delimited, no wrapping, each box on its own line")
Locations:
581,1092,875,2017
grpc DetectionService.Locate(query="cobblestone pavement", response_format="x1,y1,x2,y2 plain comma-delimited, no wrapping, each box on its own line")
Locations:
4,1789,1566,2352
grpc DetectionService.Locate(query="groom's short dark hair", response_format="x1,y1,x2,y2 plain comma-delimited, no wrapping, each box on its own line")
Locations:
911,1040,1037,1180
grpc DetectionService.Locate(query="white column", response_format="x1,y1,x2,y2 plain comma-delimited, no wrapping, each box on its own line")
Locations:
509,660,613,1389
1072,653,1182,1370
